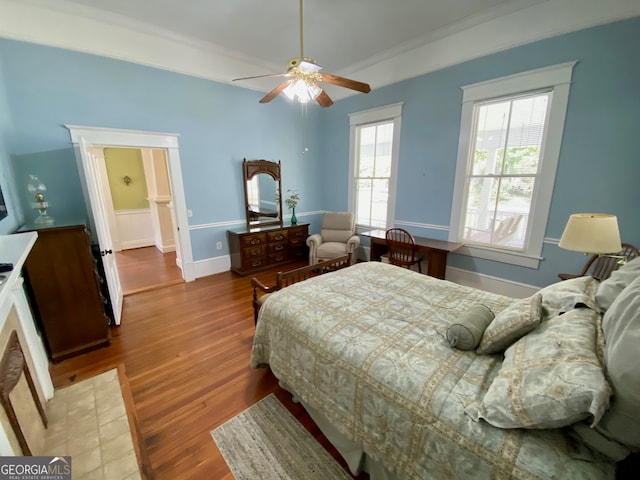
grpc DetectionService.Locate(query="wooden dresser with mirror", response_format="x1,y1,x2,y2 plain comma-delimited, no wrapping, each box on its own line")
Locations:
227,158,309,276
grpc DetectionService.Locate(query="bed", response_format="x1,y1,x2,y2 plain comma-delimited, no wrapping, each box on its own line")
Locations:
251,260,640,479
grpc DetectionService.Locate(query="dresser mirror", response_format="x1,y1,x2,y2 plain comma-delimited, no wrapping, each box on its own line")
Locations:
243,159,283,228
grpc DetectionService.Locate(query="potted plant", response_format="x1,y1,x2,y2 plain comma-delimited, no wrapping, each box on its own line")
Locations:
285,189,300,225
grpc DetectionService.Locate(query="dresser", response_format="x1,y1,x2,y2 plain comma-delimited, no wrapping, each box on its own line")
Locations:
227,224,309,275
19,220,111,362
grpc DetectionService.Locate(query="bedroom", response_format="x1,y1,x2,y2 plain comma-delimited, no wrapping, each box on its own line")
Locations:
0,0,639,478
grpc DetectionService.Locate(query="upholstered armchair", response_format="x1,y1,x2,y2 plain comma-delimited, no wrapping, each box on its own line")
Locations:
306,212,359,265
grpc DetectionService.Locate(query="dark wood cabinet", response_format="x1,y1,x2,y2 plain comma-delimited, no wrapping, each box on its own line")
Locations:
20,221,110,362
227,224,309,276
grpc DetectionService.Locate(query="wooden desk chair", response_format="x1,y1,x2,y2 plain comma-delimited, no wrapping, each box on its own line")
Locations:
385,228,424,273
251,254,351,323
558,242,639,281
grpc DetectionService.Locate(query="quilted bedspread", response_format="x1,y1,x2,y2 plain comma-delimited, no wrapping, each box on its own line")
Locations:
250,262,614,479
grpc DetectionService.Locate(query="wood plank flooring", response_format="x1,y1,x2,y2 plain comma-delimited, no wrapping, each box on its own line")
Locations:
115,247,183,296
49,262,366,480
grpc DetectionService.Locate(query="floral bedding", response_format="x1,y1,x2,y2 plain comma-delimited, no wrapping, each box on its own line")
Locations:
250,262,615,479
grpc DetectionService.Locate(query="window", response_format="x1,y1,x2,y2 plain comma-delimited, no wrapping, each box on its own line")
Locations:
450,63,576,268
246,176,259,208
349,103,403,230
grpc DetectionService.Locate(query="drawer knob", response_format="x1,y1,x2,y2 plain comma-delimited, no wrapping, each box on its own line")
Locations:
250,238,260,245
275,235,284,241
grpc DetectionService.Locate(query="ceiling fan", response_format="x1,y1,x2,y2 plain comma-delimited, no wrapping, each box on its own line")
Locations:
232,0,371,107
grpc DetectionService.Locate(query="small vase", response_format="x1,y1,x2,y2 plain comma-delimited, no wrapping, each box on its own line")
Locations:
291,207,297,225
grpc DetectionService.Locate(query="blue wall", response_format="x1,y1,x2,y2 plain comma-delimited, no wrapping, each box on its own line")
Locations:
317,17,640,287
0,39,325,258
0,17,638,287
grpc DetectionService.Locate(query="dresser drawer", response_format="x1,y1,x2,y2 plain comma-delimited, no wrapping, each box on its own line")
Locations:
268,252,288,265
266,230,288,243
268,242,288,254
243,245,266,258
243,256,268,270
241,233,267,247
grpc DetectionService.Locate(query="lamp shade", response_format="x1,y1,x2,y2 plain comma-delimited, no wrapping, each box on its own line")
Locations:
558,213,622,254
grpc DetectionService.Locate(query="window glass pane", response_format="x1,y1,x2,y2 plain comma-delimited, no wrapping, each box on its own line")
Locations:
464,177,499,239
370,178,388,228
493,177,532,248
358,127,375,177
503,94,548,174
472,101,509,175
464,177,532,250
355,179,372,226
374,123,393,177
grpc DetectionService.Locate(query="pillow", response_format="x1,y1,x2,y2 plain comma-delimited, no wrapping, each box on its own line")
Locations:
476,294,542,355
466,308,611,429
568,420,630,462
537,276,599,320
446,305,494,350
595,275,640,449
595,256,640,311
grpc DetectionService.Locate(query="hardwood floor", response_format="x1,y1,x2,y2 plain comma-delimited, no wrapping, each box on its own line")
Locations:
49,262,365,480
115,247,183,296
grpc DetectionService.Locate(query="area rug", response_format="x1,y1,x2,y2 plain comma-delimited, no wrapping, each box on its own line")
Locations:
211,393,352,480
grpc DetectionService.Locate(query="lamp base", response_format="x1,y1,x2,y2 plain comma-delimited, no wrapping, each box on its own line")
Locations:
34,214,54,225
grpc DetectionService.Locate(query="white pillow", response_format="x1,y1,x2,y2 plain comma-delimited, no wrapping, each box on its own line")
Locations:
596,275,640,449
595,256,640,311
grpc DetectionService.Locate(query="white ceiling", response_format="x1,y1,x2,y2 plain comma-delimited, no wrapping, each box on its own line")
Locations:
50,0,545,74
4,0,640,101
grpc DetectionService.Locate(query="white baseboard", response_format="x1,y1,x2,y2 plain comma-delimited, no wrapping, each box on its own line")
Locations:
121,239,155,250
155,243,176,254
445,267,538,298
194,255,231,279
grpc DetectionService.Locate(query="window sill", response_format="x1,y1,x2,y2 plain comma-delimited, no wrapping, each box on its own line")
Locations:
455,244,542,269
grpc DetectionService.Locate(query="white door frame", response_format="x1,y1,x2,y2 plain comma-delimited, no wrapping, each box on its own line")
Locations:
66,125,195,282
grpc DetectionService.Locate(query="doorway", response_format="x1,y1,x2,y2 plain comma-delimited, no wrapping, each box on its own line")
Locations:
97,146,184,295
67,125,195,324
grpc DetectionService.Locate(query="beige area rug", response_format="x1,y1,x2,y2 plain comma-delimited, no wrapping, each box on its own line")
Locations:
211,394,352,480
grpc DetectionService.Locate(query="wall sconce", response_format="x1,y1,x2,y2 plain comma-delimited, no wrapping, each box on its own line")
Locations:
123,176,132,186
27,174,54,225
559,213,625,263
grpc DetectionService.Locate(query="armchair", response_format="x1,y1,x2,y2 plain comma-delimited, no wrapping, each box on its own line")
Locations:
306,212,359,265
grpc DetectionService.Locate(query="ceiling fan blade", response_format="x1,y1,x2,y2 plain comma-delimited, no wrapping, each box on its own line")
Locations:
233,73,289,82
259,81,290,104
321,73,371,93
316,90,333,107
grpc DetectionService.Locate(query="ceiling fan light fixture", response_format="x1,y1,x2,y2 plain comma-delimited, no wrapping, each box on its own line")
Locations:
283,78,321,103
289,57,321,73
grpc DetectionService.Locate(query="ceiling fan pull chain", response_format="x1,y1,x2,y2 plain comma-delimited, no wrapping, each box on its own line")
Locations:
299,0,304,59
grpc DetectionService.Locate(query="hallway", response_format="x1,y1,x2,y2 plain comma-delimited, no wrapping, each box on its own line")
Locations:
115,247,183,296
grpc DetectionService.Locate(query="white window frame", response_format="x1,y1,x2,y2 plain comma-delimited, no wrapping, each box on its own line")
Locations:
449,62,576,268
348,102,403,231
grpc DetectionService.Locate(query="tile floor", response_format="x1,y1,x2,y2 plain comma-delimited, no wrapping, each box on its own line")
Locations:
42,369,141,480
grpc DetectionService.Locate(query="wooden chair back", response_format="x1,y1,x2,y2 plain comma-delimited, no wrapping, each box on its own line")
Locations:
385,228,423,272
583,243,639,281
251,254,351,323
559,243,639,281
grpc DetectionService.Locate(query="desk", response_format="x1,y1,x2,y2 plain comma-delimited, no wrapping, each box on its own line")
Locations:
362,230,462,280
